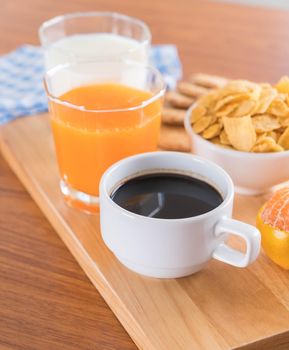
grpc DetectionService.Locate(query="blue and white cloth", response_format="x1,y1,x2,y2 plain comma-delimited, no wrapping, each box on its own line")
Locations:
150,45,182,92
0,44,182,125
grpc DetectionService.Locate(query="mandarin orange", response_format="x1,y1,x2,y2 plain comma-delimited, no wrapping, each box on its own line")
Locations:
256,187,289,269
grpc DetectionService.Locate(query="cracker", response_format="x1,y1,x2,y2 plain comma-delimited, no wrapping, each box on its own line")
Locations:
165,91,194,109
159,125,190,152
190,73,229,88
177,81,210,98
162,107,186,125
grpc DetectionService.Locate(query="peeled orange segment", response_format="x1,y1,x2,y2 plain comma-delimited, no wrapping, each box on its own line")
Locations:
257,187,289,269
261,187,289,232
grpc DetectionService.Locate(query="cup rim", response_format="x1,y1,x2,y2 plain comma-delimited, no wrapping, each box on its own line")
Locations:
100,151,234,222
185,103,289,158
44,61,166,113
38,11,152,56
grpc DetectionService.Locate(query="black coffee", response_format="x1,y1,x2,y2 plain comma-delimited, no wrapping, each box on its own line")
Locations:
111,172,223,219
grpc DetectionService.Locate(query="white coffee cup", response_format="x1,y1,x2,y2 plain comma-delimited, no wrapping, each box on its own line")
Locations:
99,151,261,278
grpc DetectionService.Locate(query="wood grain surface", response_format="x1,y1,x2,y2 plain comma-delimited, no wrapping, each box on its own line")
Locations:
2,113,289,350
2,0,289,349
0,152,137,350
0,113,285,349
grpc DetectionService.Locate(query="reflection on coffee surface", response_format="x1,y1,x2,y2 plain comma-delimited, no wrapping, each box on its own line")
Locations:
111,172,223,219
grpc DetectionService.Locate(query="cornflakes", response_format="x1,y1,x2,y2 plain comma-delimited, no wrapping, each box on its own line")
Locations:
190,76,289,152
223,116,256,151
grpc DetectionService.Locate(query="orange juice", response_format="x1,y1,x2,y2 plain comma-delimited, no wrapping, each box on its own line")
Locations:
49,83,162,197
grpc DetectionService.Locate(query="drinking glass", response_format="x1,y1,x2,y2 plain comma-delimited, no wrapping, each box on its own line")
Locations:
44,60,165,213
39,12,151,70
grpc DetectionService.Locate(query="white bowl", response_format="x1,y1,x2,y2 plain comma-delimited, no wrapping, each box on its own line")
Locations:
184,104,289,195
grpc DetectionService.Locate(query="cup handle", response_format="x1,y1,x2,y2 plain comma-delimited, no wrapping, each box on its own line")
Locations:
212,217,261,268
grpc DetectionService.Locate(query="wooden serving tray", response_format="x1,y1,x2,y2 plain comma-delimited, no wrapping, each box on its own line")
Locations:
2,114,289,350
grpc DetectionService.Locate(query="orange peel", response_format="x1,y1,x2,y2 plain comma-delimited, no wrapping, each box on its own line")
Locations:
257,187,289,269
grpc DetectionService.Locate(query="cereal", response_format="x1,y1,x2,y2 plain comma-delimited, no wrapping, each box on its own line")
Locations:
189,76,289,152
256,133,268,143
220,80,260,97
279,116,289,127
193,116,213,133
219,144,234,150
252,115,280,133
252,137,283,152
268,98,289,117
223,116,256,151
211,137,221,144
215,101,240,117
267,131,279,142
212,137,233,149
209,114,218,126
278,126,289,150
202,123,222,139
275,76,289,94
219,130,231,145
197,92,217,109
190,105,206,123
231,99,256,118
214,93,248,112
254,87,277,114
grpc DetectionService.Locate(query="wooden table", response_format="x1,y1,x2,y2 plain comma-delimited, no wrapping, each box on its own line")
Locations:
2,1,289,349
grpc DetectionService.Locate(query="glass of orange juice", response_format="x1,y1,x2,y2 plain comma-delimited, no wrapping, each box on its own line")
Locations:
44,61,165,213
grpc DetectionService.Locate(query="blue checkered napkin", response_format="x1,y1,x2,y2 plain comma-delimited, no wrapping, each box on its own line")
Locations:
150,45,182,90
0,45,46,125
0,44,182,125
